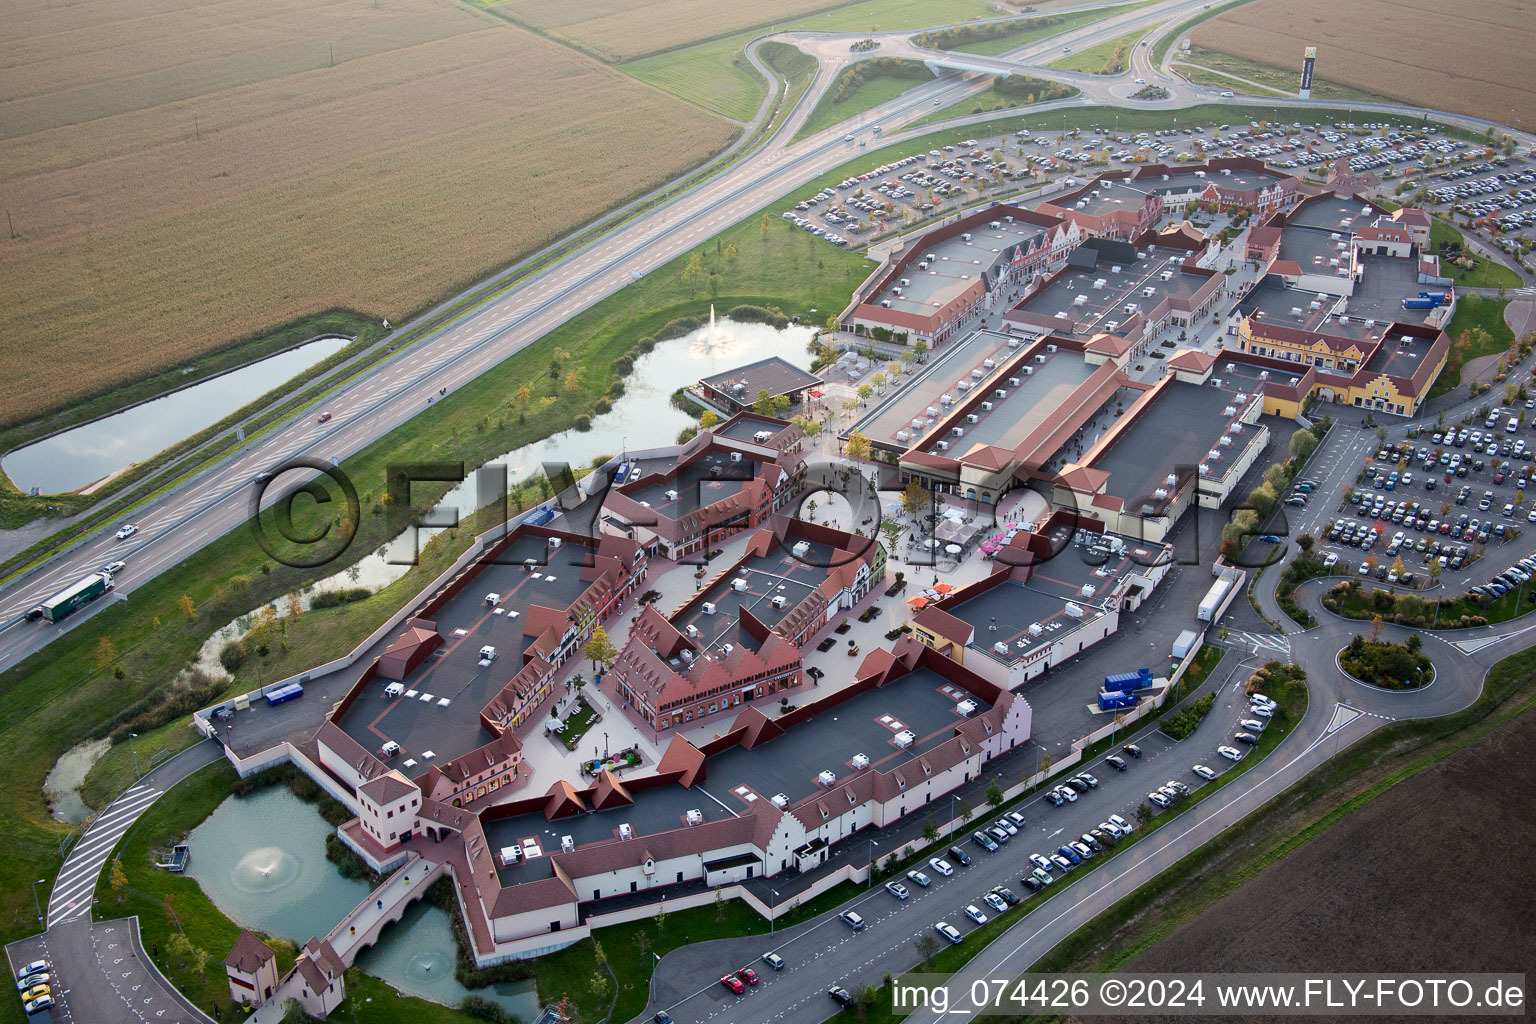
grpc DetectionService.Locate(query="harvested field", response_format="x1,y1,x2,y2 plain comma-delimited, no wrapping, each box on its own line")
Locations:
1125,706,1536,1016
0,0,733,427
1192,0,1536,133
499,0,847,63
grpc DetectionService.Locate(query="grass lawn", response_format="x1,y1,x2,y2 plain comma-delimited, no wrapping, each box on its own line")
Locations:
908,78,1078,128
761,41,820,131
0,100,1471,981
619,0,990,119
794,61,936,142
938,1,1157,57
1429,217,1524,288
1174,46,1393,103
1427,295,1515,399
1150,0,1250,67
80,717,208,812
1047,28,1144,75
555,696,600,749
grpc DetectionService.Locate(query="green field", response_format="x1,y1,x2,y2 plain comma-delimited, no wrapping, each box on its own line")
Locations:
1047,28,1143,74
794,59,935,141
1429,217,1524,289
1173,45,1392,103
760,40,820,132
909,76,1079,128
924,0,1157,57
1149,0,1251,67
619,0,990,117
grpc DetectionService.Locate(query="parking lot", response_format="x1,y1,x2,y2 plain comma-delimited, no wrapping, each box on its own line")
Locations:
1301,391,1536,594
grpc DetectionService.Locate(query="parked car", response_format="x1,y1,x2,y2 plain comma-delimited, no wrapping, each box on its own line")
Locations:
830,986,854,1007
983,891,1009,914
839,911,865,931
947,846,972,867
1104,755,1128,771
885,880,909,899
1234,731,1260,745
737,967,759,986
1123,744,1143,758
1075,772,1100,789
935,922,963,945
1108,813,1134,835
721,974,746,995
972,831,999,852
1192,764,1217,780
929,857,954,877
906,869,931,887
1053,785,1078,803
990,885,1020,906
761,952,785,971
1147,790,1171,808
1218,745,1245,761
963,904,988,924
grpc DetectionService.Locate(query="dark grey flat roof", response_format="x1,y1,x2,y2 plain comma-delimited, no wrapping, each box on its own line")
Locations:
671,541,836,662
1351,253,1436,331
335,533,593,775
701,357,821,401
1092,381,1246,504
951,352,1096,453
1019,247,1204,332
853,330,1021,447
625,450,755,519
484,665,991,886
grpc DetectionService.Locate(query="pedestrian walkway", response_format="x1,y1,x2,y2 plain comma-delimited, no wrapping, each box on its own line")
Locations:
48,780,163,926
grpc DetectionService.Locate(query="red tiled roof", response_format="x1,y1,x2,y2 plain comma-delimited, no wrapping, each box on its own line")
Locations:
544,780,586,819
224,930,276,973
359,771,417,807
913,605,973,646
1167,349,1217,373
657,736,707,787
590,770,633,811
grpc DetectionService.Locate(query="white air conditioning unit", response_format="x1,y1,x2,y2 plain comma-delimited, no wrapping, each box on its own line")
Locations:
980,402,993,412
956,699,979,717
702,602,717,615
957,380,972,391
952,426,965,438
993,641,1010,655
894,729,915,748
730,451,743,462
618,823,633,840
851,753,870,770
771,793,789,808
1064,602,1085,618
665,489,678,501
686,809,704,825
817,770,837,788
1008,377,1021,387
771,595,787,609
896,430,910,442
966,413,980,424
731,578,747,592
1027,622,1044,637
561,835,575,853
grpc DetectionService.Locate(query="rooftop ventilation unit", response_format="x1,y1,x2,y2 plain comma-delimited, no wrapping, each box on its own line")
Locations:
927,253,936,261
1081,584,1097,598
679,649,694,664
1259,370,1270,380
956,699,979,717
686,809,704,825
918,261,928,270
1207,450,1222,462
1027,622,1044,637
685,623,699,638
980,402,993,412
901,277,911,286
926,405,940,417
618,823,633,840
952,426,966,438
962,232,972,241
1007,337,1022,349
1064,602,1085,618
994,389,1008,399
1093,278,1107,289
1034,353,1047,364
936,440,950,451
893,729,915,748
1219,435,1234,447
990,220,1000,229
1235,393,1248,403
561,835,575,853
971,368,985,380
791,540,811,559
1199,463,1210,476
1111,265,1122,274
1143,287,1157,297
731,578,748,592
1223,405,1236,416
770,793,789,809
1020,365,1034,376
881,300,891,307
966,413,980,424
983,358,996,369
817,770,837,788
940,393,955,405
851,753,871,770
993,641,1010,655
1007,378,1021,388
957,380,972,392
722,643,734,655
1160,270,1174,281
664,488,678,501
1047,344,1057,353
730,451,742,462
1154,487,1169,499
771,595,787,609
702,601,716,615
1073,294,1088,306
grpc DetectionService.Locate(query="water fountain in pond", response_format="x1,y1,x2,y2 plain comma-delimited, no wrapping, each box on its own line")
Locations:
230,846,301,894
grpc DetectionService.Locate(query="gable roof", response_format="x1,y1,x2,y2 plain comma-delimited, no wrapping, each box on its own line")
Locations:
359,770,417,807
657,735,707,787
590,770,634,811
224,930,276,974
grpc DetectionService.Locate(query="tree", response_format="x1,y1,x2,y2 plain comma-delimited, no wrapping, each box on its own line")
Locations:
857,384,874,403
985,780,1005,808
753,389,776,416
913,932,942,966
724,242,739,262
845,431,872,462
588,971,611,1001
699,409,719,429
178,594,196,619
192,947,210,977
110,858,129,902
517,382,532,405
871,372,887,390
714,885,726,922
957,799,973,824
760,212,771,238
584,626,618,673
1298,534,1315,554
1428,559,1442,582
902,479,927,517
1134,802,1155,827
912,339,928,358
564,370,581,393
1289,429,1319,461
166,932,193,966
1370,614,1384,643
922,813,939,842
825,314,841,334
1406,633,1423,654
96,636,118,670
681,251,705,294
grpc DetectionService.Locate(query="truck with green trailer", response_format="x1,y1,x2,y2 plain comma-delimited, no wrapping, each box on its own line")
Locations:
32,572,115,623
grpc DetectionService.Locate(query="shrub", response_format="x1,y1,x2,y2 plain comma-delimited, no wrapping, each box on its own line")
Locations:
218,639,249,673
1160,693,1215,740
309,587,370,609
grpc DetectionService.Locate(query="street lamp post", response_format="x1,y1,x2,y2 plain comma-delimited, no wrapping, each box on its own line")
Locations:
30,879,45,926
129,732,142,780
770,889,781,934
949,793,958,839
867,839,879,889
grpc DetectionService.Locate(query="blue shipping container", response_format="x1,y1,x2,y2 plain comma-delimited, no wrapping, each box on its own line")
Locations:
265,683,304,707
1098,691,1139,710
1402,298,1436,310
1104,668,1153,692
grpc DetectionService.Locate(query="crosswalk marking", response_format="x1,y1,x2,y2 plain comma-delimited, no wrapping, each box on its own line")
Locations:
48,782,163,926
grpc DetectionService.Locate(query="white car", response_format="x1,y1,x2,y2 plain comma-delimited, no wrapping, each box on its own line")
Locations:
1098,820,1124,839
906,869,931,887
963,904,988,924
983,891,1008,914
115,524,138,540
929,857,954,877
935,921,963,944
1250,705,1274,719
1192,764,1217,781
1028,853,1053,872
1218,745,1245,761
1108,813,1134,835
1239,718,1267,733
885,880,909,900
101,560,127,575
1251,694,1277,709
1147,790,1171,808
1054,785,1078,803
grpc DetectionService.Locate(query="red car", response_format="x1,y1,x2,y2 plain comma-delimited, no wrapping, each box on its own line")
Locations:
720,974,745,995
737,967,759,986
317,412,332,423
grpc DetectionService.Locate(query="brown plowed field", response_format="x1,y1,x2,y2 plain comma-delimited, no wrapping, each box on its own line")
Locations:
1120,707,1536,1022
1192,0,1536,133
0,0,732,426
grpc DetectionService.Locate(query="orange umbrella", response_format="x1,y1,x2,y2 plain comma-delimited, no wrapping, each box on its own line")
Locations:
933,582,955,594
906,596,929,608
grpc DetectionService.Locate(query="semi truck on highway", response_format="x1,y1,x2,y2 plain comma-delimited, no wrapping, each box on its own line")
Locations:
30,572,115,623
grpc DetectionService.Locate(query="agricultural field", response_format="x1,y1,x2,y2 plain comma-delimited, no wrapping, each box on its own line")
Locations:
1126,701,1536,998
1174,45,1390,103
1191,0,1536,132
0,0,734,428
620,0,994,119
495,0,849,63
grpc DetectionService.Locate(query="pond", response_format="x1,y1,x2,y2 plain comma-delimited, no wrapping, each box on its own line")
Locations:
185,786,539,1018
357,314,816,571
4,335,352,495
